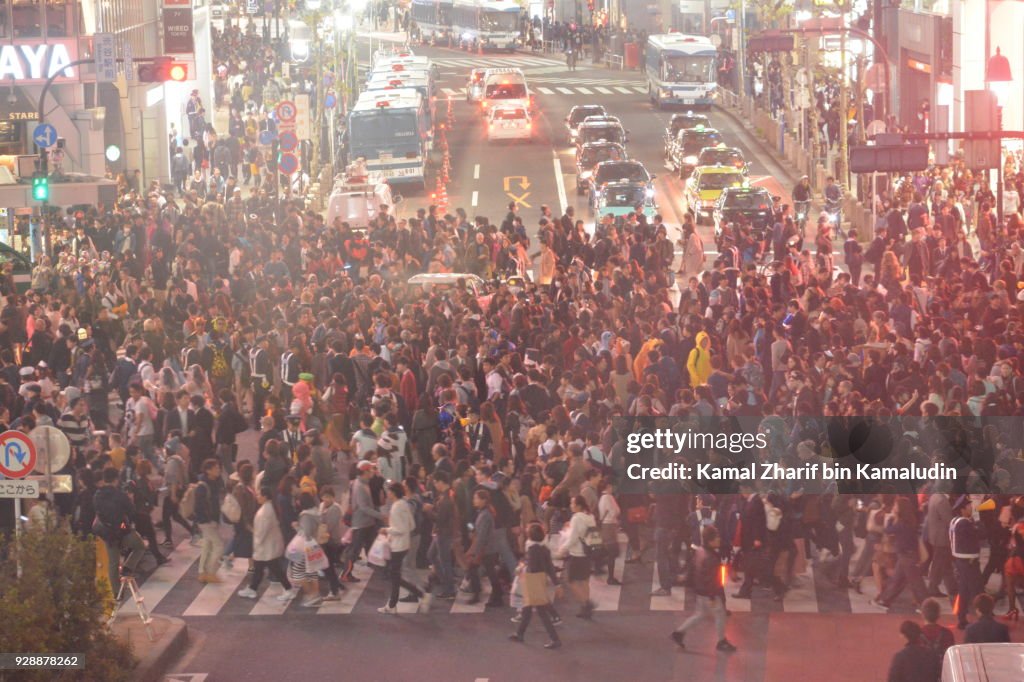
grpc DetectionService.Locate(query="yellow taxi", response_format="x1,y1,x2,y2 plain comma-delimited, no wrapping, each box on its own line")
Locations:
684,165,747,224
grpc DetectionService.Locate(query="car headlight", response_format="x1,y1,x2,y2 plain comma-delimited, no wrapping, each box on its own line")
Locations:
661,89,672,98
684,156,698,165
580,171,592,179
645,188,654,198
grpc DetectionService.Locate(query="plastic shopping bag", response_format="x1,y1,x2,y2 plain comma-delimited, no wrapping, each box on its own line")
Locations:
510,566,525,610
286,533,305,563
304,539,329,572
368,534,391,567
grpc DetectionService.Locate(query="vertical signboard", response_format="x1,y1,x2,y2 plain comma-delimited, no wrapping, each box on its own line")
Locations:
294,93,310,141
163,8,196,55
94,33,117,83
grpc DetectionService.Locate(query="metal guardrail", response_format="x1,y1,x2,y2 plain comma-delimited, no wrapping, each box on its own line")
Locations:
603,53,624,70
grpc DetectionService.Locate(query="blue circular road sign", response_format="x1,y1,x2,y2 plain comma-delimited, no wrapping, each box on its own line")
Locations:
33,123,58,149
324,93,337,109
279,130,299,152
259,130,275,145
278,152,299,176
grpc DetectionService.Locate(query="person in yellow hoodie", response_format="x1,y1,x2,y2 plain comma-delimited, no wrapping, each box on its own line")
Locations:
687,331,713,387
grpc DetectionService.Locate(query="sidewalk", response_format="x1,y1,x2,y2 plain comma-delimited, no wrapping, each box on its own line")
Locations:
111,614,188,682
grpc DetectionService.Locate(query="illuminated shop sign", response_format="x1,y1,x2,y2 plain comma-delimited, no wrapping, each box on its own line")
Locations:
0,42,79,83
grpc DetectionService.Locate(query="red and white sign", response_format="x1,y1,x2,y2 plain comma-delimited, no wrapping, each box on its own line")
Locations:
276,100,297,123
0,430,37,479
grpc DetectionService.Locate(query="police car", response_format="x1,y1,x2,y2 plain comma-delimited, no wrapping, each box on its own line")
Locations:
684,166,746,224
487,104,532,142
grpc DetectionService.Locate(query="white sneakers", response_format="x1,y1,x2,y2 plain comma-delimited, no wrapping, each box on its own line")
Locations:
237,587,258,599
276,588,299,602
378,605,397,614
301,597,323,608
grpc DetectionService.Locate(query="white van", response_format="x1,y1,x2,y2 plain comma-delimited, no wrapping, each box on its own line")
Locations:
487,104,532,142
325,176,400,229
942,644,1024,682
480,68,531,115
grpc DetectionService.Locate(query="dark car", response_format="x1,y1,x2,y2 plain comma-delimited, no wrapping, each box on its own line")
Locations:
565,104,608,144
696,145,748,173
662,112,712,153
576,141,627,193
576,117,628,148
713,186,774,239
666,126,723,178
589,160,652,208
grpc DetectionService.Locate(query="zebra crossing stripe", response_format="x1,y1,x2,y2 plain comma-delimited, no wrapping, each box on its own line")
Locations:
783,563,819,613
649,563,687,612
614,86,635,94
183,563,251,616
590,533,626,611
449,582,491,614
537,87,554,95
633,86,648,94
118,537,200,616
442,88,458,96
595,87,613,94
575,87,593,95
556,87,573,95
249,582,295,616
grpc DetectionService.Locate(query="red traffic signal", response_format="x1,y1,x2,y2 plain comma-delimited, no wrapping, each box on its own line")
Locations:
138,57,189,83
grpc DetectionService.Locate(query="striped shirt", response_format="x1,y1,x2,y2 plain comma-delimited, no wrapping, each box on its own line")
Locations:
57,411,91,450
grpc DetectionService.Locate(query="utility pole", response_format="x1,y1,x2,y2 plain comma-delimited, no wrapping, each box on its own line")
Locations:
838,0,849,188
738,0,746,103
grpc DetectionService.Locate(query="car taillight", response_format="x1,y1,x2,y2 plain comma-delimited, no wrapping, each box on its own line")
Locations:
406,152,417,159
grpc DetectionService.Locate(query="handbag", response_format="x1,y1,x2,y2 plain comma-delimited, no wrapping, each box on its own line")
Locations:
368,534,391,567
626,506,648,525
221,493,241,524
285,533,305,563
304,539,329,572
316,522,330,545
510,565,525,610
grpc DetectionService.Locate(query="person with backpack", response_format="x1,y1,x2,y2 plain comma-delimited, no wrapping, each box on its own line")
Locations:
918,597,954,669
161,432,194,547
194,458,226,583
670,525,737,653
509,522,562,649
93,467,147,594
557,494,598,619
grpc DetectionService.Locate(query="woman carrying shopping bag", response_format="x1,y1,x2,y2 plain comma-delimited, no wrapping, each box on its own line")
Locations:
509,523,562,649
287,492,327,608
377,482,425,614
238,486,297,602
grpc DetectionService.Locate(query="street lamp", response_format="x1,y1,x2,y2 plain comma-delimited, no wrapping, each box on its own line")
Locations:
987,46,1012,224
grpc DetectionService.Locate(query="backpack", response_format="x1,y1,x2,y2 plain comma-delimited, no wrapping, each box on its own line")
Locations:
179,483,199,519
210,346,230,379
765,502,783,532
406,496,423,536
221,492,241,523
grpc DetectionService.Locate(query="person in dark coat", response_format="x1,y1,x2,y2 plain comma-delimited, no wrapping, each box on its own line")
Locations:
886,621,941,682
964,594,1011,644
734,481,785,600
188,395,215,480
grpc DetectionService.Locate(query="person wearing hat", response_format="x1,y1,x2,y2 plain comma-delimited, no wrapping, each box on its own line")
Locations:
279,340,301,403
248,335,273,429
950,495,983,629
340,459,385,582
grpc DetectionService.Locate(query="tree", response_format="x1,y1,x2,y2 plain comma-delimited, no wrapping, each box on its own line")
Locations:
0,521,136,681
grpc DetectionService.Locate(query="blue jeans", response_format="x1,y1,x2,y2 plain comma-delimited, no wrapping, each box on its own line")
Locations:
428,534,455,596
494,528,518,577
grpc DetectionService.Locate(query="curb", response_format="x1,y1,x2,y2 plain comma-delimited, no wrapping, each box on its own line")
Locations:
714,102,799,188
117,614,189,682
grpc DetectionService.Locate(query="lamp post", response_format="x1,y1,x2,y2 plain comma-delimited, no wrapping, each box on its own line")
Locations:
987,46,1012,225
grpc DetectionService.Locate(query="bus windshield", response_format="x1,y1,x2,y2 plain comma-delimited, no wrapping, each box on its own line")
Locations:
486,83,527,99
481,11,518,32
662,55,716,83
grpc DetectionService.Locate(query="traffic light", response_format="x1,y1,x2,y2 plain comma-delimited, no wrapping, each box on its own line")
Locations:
31,173,48,202
138,57,189,83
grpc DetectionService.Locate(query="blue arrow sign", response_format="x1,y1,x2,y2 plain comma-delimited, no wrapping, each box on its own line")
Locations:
324,93,337,109
33,123,57,149
6,442,26,465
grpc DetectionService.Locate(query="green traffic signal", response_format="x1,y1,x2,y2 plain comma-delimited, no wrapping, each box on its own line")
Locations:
32,174,48,201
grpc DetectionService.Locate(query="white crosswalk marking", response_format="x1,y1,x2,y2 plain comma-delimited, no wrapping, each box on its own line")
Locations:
650,563,687,612
249,583,296,616
614,86,634,94
783,563,818,613
317,564,374,615
589,533,625,611
632,86,648,94
575,87,593,95
556,87,573,95
183,563,250,616
117,538,200,616
594,87,613,94
537,87,554,95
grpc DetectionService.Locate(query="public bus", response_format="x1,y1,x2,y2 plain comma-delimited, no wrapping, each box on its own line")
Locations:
410,0,522,51
645,33,719,109
347,89,431,190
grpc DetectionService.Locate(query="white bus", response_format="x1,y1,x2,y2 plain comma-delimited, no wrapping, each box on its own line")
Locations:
410,0,522,51
645,33,719,109
348,89,431,190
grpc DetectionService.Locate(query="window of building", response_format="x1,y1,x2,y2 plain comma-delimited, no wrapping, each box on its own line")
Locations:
45,0,70,37
12,0,42,38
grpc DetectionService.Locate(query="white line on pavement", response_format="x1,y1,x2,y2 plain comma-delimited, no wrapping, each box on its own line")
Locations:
552,151,568,214
576,87,593,94
318,564,373,615
473,164,480,180
471,191,479,207
183,563,250,616
537,87,554,95
615,86,634,94
595,86,613,94
442,88,457,96
556,87,573,94
633,86,648,94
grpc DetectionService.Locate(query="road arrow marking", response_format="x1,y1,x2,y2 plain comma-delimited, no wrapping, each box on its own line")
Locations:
502,175,529,192
506,191,531,208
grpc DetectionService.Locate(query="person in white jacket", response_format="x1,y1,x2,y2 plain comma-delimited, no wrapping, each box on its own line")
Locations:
378,482,425,614
558,495,597,619
238,486,297,601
